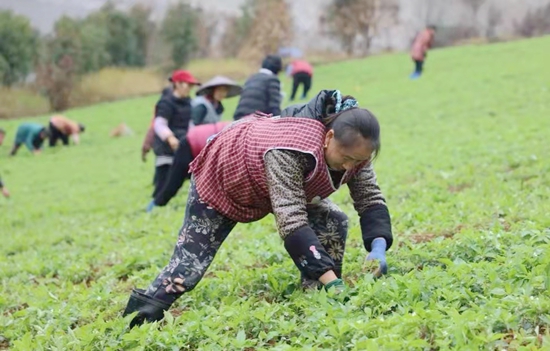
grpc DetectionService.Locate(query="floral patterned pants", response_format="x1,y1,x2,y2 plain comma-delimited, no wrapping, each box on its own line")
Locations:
145,180,349,303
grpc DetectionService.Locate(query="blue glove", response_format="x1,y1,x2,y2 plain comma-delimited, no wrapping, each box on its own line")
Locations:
146,200,156,213
366,238,388,277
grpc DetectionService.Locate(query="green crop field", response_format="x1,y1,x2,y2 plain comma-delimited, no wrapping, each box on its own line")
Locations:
1,36,550,350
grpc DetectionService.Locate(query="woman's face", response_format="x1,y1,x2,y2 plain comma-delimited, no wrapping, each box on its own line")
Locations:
175,82,192,97
323,129,373,171
213,86,229,101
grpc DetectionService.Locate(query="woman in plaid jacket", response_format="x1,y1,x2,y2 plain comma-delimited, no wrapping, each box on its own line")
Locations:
123,90,393,328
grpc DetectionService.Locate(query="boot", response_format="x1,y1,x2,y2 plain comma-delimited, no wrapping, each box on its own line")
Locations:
123,288,171,328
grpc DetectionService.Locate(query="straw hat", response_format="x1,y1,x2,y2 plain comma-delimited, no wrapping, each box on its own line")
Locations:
196,76,242,98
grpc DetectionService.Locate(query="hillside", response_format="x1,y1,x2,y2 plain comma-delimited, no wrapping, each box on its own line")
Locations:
1,37,549,349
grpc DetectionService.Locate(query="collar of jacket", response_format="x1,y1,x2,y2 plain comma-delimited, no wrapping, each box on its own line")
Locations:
258,68,274,75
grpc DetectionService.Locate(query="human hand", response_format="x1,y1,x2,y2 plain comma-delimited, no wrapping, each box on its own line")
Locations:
365,238,388,278
167,136,179,151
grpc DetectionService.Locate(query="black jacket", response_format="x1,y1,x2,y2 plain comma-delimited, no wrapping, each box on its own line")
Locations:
233,71,281,120
153,94,192,157
281,90,334,121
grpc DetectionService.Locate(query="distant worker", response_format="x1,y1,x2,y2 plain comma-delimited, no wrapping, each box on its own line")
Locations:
410,25,437,80
233,55,283,120
10,123,49,156
151,70,200,199
49,115,86,146
191,75,242,127
145,76,242,210
287,58,313,101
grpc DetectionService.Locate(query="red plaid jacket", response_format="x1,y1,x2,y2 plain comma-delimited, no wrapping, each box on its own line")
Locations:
190,114,365,222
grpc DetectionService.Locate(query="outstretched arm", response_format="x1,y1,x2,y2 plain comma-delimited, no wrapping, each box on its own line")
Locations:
348,163,393,276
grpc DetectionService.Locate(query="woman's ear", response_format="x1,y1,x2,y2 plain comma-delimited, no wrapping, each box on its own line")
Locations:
324,129,334,148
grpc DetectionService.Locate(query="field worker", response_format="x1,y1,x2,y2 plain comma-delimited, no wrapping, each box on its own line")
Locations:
145,77,242,210
0,128,9,198
10,123,49,156
410,25,437,79
233,55,283,120
146,121,232,211
142,87,173,162
49,115,85,146
287,58,313,101
151,70,200,199
190,76,242,127
123,90,393,328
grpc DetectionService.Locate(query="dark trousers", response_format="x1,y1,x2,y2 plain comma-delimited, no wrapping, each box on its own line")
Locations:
152,165,171,198
414,60,424,74
144,180,349,304
49,122,69,147
153,140,193,206
290,72,312,100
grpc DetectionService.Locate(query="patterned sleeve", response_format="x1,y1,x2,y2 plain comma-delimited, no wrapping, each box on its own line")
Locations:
347,163,387,214
264,149,313,239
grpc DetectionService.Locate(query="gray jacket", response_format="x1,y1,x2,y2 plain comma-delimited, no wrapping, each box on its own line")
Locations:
191,96,221,126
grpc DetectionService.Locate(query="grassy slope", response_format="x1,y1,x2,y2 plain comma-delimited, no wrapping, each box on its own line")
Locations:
1,36,550,350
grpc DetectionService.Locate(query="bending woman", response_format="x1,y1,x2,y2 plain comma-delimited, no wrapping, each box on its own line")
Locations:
123,91,393,327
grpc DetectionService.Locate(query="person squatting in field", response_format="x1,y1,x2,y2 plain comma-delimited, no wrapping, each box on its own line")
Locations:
123,90,393,328
146,76,242,211
48,115,86,146
410,25,437,80
150,70,200,199
10,123,50,156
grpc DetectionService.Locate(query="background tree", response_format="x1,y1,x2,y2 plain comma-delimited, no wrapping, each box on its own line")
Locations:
0,10,39,87
35,16,82,111
160,0,199,70
237,0,293,62
220,0,256,58
98,2,142,67
323,0,399,56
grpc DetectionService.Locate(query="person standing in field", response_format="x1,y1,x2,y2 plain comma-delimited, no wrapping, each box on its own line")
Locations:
150,70,200,199
49,115,86,146
146,76,242,211
190,76,242,127
233,55,283,120
410,25,437,80
0,128,10,198
123,90,392,328
9,123,49,156
287,58,313,101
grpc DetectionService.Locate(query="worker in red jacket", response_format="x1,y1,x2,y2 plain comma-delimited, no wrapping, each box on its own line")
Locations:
410,26,436,79
287,59,313,101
